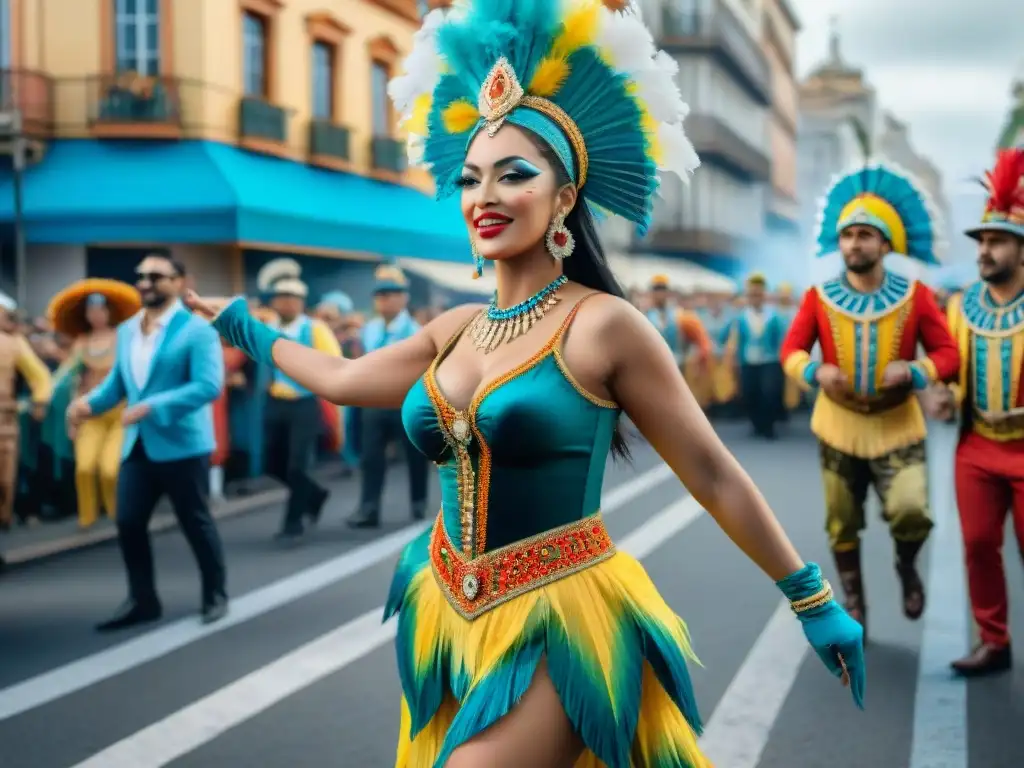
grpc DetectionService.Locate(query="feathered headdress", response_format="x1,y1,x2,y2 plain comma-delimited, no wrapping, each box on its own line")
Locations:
257,258,308,299
966,148,1024,240
815,162,944,264
388,0,698,235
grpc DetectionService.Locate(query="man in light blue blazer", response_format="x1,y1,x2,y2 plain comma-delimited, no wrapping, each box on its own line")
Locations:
68,254,228,631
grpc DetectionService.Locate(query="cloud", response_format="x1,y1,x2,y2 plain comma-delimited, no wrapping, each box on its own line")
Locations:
791,0,1018,194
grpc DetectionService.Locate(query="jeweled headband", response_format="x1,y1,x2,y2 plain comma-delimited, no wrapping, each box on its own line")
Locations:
388,0,699,235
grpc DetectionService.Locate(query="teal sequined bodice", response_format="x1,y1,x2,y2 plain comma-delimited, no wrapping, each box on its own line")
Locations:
401,310,620,557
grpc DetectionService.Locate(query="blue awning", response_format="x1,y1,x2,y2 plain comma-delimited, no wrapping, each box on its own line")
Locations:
0,139,470,262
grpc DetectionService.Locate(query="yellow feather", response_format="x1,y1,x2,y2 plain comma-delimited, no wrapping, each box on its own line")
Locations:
405,94,432,135
641,108,663,165
528,57,570,97
550,0,600,59
441,99,480,134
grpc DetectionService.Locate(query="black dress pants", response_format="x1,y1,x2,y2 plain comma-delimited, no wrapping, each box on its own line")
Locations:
741,362,783,438
265,396,327,534
358,407,428,521
117,440,226,605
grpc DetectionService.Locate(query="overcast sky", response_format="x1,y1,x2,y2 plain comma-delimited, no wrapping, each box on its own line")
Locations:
791,0,1019,189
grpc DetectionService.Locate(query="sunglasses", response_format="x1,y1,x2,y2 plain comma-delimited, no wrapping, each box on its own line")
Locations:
135,271,176,284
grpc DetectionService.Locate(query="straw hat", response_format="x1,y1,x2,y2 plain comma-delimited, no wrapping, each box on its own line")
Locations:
47,278,142,337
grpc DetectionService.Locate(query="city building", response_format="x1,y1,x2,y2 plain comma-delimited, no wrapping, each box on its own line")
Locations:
761,0,799,234
629,0,772,281
0,0,480,314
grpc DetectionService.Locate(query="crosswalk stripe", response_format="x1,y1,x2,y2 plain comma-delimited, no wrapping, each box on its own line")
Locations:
68,495,704,768
0,463,674,723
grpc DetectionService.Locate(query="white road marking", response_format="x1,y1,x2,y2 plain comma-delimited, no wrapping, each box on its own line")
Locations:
699,600,806,767
0,463,675,722
69,495,704,767
909,424,969,768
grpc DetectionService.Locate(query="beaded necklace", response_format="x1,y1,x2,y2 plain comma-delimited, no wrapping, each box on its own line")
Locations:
469,274,568,353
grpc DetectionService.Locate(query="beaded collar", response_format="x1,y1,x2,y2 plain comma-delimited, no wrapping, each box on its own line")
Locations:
817,271,913,321
960,281,1024,338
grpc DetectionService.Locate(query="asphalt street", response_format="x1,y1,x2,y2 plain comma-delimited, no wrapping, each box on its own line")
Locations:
1,418,1021,768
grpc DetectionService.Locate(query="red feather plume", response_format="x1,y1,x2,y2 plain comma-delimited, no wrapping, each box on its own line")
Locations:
982,148,1024,222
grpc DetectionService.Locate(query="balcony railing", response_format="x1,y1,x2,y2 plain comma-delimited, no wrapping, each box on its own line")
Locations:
87,73,182,138
0,69,55,138
239,97,289,151
371,136,407,174
309,120,352,168
660,4,770,105
686,115,770,181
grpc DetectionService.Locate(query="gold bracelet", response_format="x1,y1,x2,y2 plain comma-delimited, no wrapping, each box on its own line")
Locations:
790,580,833,613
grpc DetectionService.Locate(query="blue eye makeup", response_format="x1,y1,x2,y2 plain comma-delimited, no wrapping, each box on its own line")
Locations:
503,160,542,179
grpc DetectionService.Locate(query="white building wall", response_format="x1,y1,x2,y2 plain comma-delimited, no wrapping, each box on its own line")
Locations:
170,245,236,296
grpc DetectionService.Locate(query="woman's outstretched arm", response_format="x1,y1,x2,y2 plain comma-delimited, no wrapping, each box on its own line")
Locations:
186,293,481,410
604,298,803,579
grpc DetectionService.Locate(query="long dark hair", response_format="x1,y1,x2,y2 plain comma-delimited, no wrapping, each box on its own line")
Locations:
534,137,633,462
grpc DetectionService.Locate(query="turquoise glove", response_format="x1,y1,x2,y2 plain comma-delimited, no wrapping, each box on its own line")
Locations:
211,297,282,366
777,562,865,709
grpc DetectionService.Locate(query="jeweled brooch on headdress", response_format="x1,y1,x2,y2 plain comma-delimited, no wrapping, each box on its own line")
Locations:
478,57,525,137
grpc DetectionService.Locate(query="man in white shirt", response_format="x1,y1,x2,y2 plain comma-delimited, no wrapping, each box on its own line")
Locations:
69,254,227,631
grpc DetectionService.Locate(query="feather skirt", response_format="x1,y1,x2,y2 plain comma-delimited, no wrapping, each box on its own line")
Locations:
385,530,714,767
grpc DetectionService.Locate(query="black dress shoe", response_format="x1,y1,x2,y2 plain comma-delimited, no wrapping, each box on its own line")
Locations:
347,509,380,529
273,529,305,545
201,595,229,625
951,643,1012,677
95,599,162,632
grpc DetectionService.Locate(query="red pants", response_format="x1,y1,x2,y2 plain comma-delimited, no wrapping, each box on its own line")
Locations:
955,431,1024,647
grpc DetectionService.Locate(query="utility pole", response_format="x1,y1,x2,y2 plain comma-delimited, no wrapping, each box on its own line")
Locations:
11,109,26,310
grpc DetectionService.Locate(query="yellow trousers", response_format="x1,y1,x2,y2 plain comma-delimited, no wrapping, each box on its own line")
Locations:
74,405,124,527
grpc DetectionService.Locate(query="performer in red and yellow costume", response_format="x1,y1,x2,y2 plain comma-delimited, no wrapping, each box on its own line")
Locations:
929,149,1024,677
780,163,959,637
47,279,141,528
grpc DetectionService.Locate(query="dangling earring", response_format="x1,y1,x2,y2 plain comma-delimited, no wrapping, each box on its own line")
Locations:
546,211,574,261
470,237,484,280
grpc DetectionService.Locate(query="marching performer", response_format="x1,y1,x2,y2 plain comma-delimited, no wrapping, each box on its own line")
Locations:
0,291,51,529
725,273,786,438
646,275,710,402
46,279,141,528
696,291,738,413
189,2,865,764
780,163,959,637
256,258,341,541
928,149,1024,676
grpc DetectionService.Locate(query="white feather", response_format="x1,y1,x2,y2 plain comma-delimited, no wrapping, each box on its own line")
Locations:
406,133,426,167
657,122,700,184
256,258,302,293
387,10,445,116
634,67,688,123
597,8,656,74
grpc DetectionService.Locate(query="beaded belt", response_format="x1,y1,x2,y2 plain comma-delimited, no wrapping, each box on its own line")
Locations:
825,386,911,415
429,512,616,620
973,407,1024,436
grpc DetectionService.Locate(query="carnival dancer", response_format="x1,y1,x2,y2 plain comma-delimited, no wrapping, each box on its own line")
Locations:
67,253,228,630
696,291,737,415
187,3,864,764
926,149,1024,677
0,291,51,529
724,273,786,438
780,163,959,638
46,280,141,528
646,275,711,403
256,258,340,542
348,265,428,529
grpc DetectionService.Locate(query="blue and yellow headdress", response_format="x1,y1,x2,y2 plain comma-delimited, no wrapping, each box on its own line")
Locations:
389,0,698,243
816,163,943,264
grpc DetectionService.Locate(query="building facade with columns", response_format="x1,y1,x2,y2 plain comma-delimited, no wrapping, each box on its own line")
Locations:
0,0,474,315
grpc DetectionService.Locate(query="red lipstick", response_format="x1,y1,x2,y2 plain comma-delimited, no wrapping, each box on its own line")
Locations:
474,212,513,240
